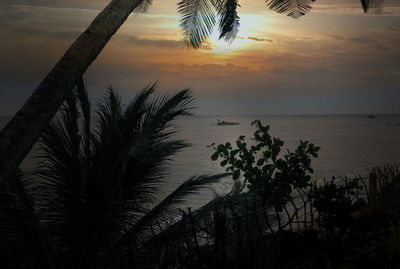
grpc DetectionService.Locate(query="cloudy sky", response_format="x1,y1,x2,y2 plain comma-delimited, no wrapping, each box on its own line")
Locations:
1,0,400,115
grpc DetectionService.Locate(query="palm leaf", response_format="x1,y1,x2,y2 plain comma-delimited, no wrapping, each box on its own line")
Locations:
134,173,229,235
121,84,155,140
134,0,153,14
178,0,218,48
142,89,194,135
217,0,240,42
0,172,54,267
266,0,315,18
114,89,195,228
361,0,384,14
96,88,123,143
76,77,91,161
105,173,228,265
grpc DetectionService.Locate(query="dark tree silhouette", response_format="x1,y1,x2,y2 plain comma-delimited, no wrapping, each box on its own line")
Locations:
0,81,226,268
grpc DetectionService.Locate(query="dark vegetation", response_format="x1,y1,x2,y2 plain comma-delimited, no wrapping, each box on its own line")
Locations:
129,122,400,268
2,91,400,268
0,81,227,268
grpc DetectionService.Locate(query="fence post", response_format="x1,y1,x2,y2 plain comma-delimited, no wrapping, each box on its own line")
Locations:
213,203,227,267
369,172,377,208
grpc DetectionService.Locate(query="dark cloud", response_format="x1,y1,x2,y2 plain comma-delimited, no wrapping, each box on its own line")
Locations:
248,37,274,43
120,35,185,49
116,34,213,50
326,34,346,40
4,27,81,40
348,35,383,48
325,26,400,50
384,26,400,32
0,0,106,10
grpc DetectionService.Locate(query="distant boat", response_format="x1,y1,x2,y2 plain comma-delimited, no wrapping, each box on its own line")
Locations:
367,115,376,119
216,120,239,126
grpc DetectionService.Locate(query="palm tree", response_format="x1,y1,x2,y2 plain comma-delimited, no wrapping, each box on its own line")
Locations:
0,80,227,268
0,0,383,186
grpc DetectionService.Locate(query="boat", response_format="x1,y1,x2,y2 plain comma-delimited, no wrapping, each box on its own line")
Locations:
367,115,376,119
216,120,239,126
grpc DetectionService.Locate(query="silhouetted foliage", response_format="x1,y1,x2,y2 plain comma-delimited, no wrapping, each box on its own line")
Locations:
311,177,363,231
177,0,385,48
361,0,384,14
130,164,400,268
266,0,315,19
0,81,227,268
210,119,320,210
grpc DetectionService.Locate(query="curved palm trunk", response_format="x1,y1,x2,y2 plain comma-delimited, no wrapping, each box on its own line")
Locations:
0,0,142,185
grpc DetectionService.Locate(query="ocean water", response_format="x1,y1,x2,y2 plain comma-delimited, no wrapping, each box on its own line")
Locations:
166,115,400,207
1,115,400,208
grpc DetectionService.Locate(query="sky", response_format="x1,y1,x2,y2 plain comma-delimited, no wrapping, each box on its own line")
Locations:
0,0,400,115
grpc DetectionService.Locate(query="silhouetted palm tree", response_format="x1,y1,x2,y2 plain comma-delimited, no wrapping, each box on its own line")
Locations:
0,81,226,268
0,0,383,186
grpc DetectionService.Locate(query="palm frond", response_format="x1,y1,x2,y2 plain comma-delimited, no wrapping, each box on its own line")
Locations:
178,0,217,48
108,138,191,236
111,173,228,256
36,98,82,200
121,84,155,140
142,89,194,137
138,173,228,231
0,172,53,267
217,0,240,42
96,88,123,141
134,0,153,14
92,88,126,188
361,0,384,14
266,0,315,19
123,140,189,192
76,77,91,160
33,92,94,264
116,87,195,227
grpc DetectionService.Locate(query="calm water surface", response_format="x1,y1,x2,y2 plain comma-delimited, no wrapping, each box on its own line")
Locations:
2,115,400,208
167,115,400,207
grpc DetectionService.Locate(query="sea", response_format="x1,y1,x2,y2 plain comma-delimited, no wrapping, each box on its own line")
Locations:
1,115,400,209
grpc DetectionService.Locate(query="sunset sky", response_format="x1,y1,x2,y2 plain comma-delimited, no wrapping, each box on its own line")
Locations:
1,0,400,115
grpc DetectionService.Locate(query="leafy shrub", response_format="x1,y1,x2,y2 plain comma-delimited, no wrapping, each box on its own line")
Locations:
311,177,362,231
209,120,320,210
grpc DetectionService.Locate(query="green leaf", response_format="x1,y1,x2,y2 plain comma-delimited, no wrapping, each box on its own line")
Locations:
211,151,219,161
217,144,225,152
232,169,240,180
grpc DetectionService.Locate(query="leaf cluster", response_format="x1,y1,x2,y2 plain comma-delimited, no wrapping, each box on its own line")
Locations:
210,119,320,210
175,0,383,48
311,178,363,231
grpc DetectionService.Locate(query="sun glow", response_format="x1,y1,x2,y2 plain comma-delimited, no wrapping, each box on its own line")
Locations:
208,32,250,54
206,14,270,55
